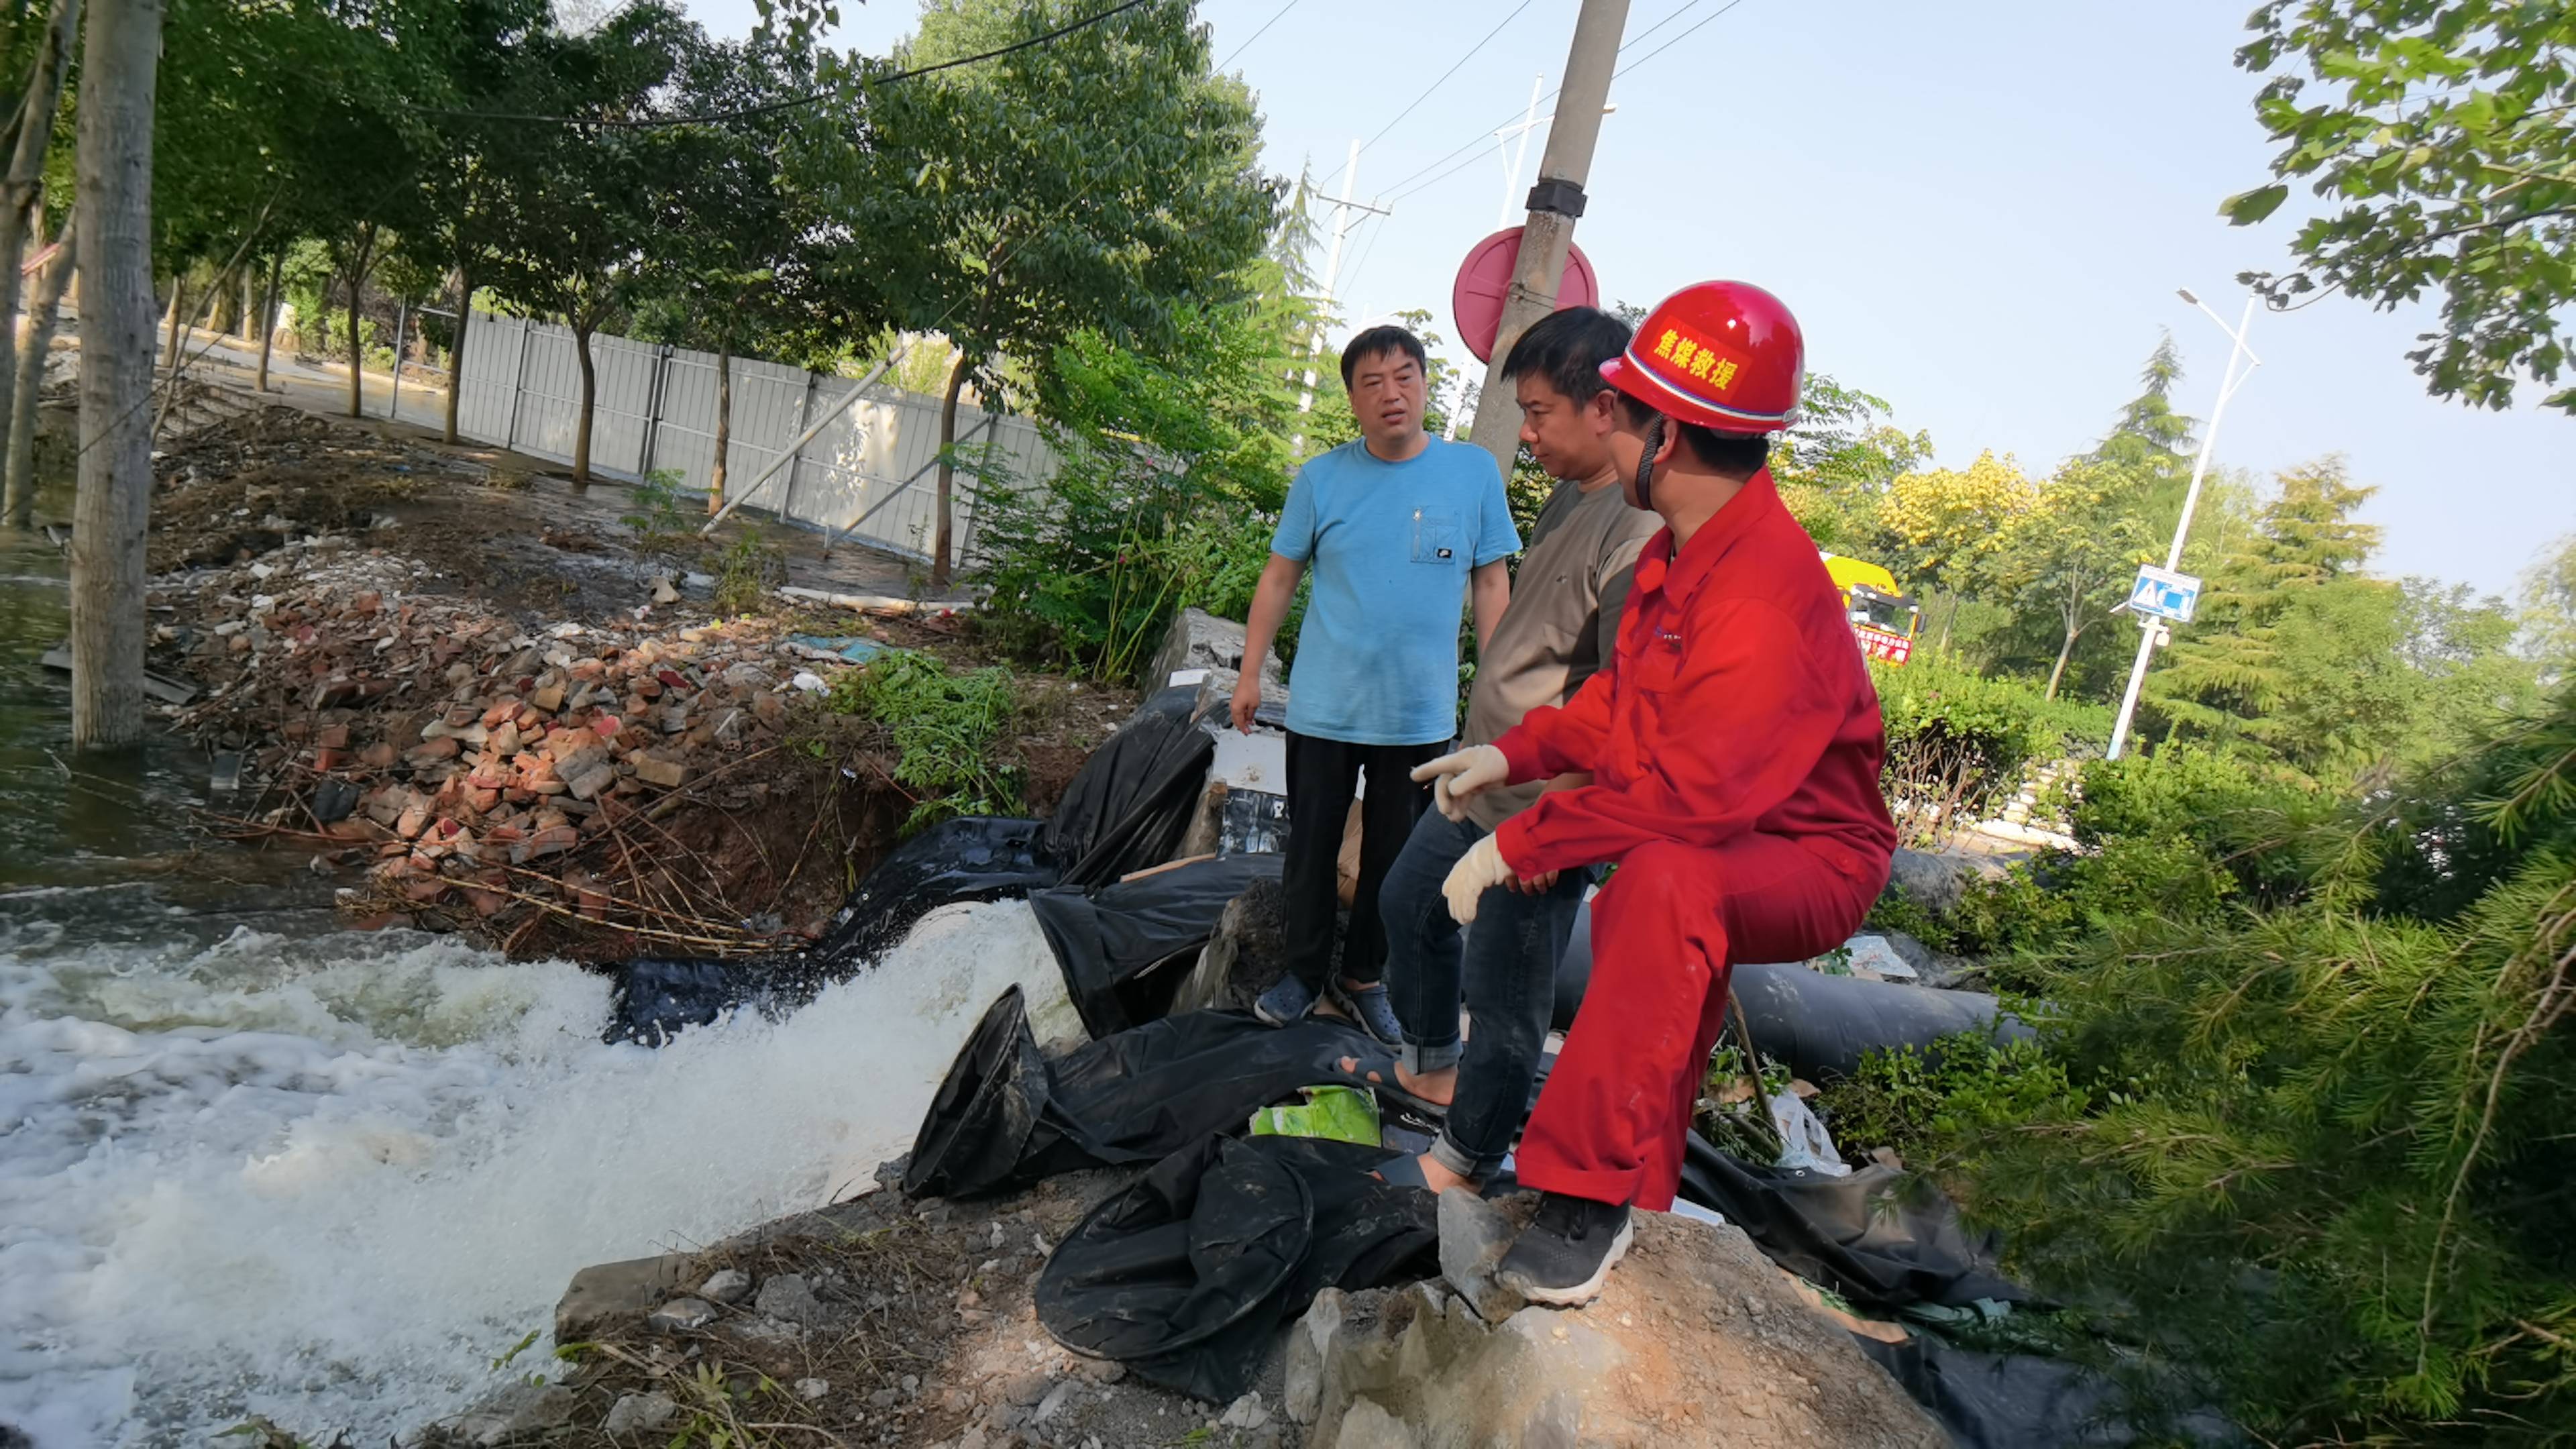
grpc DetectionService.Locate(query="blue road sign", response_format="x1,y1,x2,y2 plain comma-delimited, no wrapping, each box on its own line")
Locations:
2128,564,2201,624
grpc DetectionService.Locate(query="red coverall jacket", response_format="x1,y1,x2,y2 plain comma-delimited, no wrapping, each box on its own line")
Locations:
1489,468,1897,888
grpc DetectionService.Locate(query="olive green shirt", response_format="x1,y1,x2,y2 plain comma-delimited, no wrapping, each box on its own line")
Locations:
1462,477,1661,830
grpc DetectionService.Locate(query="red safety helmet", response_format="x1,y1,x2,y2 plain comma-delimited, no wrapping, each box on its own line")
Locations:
1599,280,1803,434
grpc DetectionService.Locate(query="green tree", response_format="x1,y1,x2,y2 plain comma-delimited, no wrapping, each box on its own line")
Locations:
1993,462,2156,700
1876,449,2035,647
1770,374,1931,551
2520,533,2576,674
483,1,696,486
2143,458,2426,778
2226,0,2576,412
804,0,1277,585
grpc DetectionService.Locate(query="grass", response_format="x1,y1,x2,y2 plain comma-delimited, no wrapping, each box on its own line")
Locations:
824,650,1024,830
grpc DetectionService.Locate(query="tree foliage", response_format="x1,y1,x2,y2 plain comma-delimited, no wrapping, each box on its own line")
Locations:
2228,0,2576,412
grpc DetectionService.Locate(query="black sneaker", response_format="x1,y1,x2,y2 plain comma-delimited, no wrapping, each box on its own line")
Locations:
1497,1192,1633,1307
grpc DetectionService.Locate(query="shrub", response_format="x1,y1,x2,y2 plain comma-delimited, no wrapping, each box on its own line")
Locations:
1815,1032,2088,1169
826,651,1022,830
1870,652,2072,845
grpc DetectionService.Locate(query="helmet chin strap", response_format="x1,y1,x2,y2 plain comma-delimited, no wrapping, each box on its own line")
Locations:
1633,415,1666,513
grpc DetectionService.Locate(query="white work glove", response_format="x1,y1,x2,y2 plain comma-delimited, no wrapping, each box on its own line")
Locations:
1441,834,1517,924
1411,744,1510,824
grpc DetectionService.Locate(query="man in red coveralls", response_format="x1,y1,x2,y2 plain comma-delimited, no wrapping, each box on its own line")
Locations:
1410,280,1896,1305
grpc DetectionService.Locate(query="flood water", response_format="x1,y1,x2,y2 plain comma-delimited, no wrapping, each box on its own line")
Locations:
0,472,1085,1446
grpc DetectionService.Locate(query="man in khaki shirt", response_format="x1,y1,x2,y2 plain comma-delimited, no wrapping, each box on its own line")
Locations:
1372,307,1661,1193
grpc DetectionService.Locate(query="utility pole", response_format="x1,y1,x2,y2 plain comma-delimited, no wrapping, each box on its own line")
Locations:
1444,76,1547,443
1296,140,1391,419
2105,290,2261,761
1465,0,1629,481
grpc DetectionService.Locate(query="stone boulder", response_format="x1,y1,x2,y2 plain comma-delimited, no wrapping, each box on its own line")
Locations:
1293,1207,1949,1449
1140,606,1286,700
1880,847,1971,916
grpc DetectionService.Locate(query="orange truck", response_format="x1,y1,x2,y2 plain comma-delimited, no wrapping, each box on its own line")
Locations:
1820,553,1919,665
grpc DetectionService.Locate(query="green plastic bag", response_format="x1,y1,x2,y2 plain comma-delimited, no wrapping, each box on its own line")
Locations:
1247,1085,1381,1148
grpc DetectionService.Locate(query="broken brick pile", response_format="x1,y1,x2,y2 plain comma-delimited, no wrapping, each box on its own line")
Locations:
164,541,867,945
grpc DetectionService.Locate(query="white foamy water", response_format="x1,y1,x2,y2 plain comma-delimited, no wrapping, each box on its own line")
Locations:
0,901,1084,1448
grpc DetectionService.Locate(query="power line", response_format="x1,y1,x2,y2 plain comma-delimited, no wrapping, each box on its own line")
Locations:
1214,0,1302,70
1612,0,1749,77
1320,0,1537,185
1386,0,1753,206
429,0,1164,129
1368,0,1720,200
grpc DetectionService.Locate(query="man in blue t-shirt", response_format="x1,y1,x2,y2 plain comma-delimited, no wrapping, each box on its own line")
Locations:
1230,325,1519,1040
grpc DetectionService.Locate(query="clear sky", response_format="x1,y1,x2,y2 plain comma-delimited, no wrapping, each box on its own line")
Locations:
681,0,2575,598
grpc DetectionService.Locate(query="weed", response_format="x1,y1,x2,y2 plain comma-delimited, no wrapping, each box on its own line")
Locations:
1812,1032,2086,1168
622,468,698,562
714,534,787,616
827,650,1022,828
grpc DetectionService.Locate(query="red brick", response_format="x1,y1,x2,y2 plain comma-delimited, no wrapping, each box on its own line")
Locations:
315,723,350,750
360,741,399,768
407,737,461,763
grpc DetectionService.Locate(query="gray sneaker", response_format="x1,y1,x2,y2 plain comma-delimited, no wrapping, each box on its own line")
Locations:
1497,1193,1633,1307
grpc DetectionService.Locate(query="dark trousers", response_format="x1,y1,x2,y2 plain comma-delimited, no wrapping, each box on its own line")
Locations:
1283,731,1442,993
1380,806,1591,1177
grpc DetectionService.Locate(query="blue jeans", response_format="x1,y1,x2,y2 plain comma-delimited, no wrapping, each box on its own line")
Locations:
1379,806,1591,1179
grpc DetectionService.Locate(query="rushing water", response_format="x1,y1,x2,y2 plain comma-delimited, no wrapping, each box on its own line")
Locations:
1,475,1088,1446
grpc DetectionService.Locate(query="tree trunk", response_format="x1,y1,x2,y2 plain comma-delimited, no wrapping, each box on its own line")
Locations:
254,248,277,391
570,317,595,488
0,0,80,492
158,271,181,369
238,258,253,339
3,212,74,526
443,266,468,444
708,345,731,515
70,0,162,750
2045,627,2075,702
343,224,375,419
931,349,968,588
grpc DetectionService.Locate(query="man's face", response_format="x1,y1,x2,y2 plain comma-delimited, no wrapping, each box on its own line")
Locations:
1346,347,1426,449
1516,377,1617,482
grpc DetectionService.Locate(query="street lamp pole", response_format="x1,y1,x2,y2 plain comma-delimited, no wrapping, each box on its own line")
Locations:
2106,289,2262,761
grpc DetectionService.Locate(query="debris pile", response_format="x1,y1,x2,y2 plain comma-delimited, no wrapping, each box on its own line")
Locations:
160,541,891,952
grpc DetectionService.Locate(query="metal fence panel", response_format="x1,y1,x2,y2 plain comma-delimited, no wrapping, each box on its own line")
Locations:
446,311,1059,563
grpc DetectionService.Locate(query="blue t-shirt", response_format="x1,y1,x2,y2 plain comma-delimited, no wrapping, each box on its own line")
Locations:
1270,437,1520,745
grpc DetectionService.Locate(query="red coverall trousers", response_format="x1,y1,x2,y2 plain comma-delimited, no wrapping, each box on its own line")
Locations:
1515,832,1872,1212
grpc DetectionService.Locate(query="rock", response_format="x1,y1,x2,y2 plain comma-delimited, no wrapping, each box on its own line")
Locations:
1219,1392,1271,1430
696,1267,753,1304
1335,1399,1418,1449
798,1378,833,1401
754,1272,833,1327
1437,1188,1525,1324
564,761,616,800
1881,847,1968,916
1002,1372,1053,1406
1032,1380,1080,1425
1305,1215,1949,1449
555,1252,691,1342
1141,606,1287,700
602,1392,679,1435
1877,928,1935,973
648,1297,716,1332
651,576,680,604
447,1382,576,1447
1285,1287,1344,1425
1920,951,1982,989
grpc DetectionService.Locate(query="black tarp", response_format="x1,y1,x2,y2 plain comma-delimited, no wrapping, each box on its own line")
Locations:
1035,1132,1438,1403
601,687,1224,1045
1030,853,1284,1038
1675,1135,2029,1311
1855,1336,2238,1449
903,989,1399,1199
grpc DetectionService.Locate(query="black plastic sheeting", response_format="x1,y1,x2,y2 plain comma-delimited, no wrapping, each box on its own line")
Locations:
1674,1136,2029,1311
1855,1336,2237,1449
1031,853,1283,1038
1035,1133,1437,1403
600,688,1220,1044
902,988,1398,1199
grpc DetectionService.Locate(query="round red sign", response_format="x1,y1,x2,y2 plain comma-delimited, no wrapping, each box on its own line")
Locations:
1451,227,1601,364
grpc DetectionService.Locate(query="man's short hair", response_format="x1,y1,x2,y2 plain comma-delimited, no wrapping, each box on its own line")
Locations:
1615,393,1773,480
1340,325,1427,388
1501,307,1631,405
